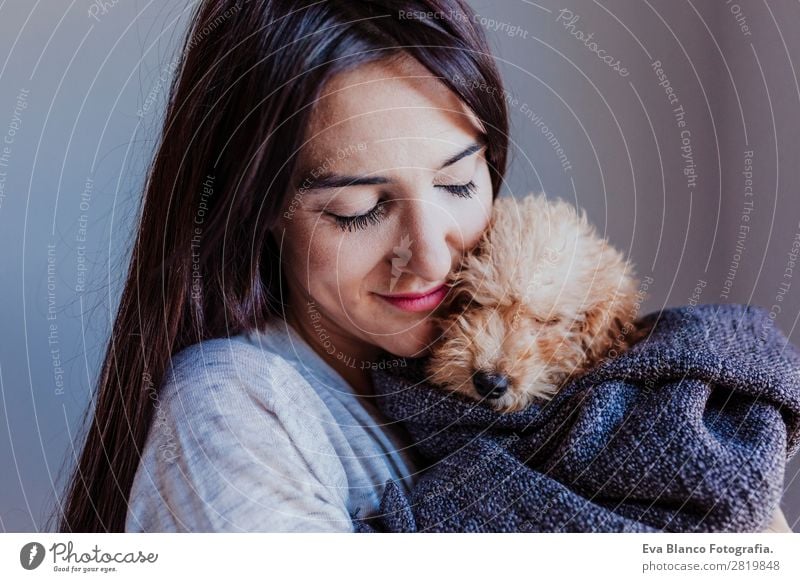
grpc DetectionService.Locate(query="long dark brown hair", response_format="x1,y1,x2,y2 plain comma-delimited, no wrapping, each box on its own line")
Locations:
56,0,509,532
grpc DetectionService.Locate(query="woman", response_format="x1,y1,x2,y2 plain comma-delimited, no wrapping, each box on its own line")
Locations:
57,0,791,533
57,0,509,532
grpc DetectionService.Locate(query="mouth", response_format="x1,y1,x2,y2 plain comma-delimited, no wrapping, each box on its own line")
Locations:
376,284,449,313
470,385,515,412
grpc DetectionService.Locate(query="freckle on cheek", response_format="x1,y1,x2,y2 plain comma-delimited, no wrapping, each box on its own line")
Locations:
303,240,342,288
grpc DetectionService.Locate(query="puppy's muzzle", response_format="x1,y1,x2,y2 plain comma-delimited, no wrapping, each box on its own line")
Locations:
473,371,509,399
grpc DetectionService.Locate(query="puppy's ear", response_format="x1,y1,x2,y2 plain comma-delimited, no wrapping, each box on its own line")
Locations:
575,301,627,369
574,288,638,370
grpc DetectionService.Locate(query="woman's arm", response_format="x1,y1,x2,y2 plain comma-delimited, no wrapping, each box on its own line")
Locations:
125,341,354,532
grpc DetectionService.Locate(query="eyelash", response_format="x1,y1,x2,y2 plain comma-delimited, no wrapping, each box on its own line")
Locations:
330,181,478,232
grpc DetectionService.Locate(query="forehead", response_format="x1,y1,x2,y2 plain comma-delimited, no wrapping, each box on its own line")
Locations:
298,55,484,171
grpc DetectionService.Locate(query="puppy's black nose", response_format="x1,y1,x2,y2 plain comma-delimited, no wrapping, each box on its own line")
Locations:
473,371,509,399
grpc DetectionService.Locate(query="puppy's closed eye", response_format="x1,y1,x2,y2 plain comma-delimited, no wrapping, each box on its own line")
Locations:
532,315,562,326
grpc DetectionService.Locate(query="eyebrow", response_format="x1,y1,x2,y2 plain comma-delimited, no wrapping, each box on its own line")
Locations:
297,140,486,192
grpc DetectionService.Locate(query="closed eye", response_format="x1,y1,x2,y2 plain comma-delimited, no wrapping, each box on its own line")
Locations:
327,200,389,232
436,180,477,198
328,180,479,232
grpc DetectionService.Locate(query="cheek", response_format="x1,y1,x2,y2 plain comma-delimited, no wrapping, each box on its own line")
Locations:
286,218,386,301
279,221,323,280
456,170,493,251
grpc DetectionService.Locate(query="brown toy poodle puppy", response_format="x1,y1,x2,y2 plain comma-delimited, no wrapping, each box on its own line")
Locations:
427,192,648,413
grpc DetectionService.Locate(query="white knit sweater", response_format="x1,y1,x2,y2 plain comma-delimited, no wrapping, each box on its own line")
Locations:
124,317,421,532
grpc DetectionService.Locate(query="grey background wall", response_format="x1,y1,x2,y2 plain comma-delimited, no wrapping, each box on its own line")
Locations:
1,0,799,531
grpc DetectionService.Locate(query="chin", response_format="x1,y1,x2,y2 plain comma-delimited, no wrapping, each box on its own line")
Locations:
378,322,439,359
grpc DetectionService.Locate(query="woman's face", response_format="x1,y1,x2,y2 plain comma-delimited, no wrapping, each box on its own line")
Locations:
272,55,494,362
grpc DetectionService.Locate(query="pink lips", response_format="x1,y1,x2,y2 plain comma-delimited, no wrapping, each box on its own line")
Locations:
377,284,449,313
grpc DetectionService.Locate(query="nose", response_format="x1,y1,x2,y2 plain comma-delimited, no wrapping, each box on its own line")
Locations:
394,200,456,285
473,371,509,399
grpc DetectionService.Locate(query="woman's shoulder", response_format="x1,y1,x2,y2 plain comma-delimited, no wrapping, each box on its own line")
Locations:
127,332,353,532
166,332,286,381
158,331,312,413
149,331,345,462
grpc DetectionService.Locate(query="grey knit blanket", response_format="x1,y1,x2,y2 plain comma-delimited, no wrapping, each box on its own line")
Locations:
352,304,800,532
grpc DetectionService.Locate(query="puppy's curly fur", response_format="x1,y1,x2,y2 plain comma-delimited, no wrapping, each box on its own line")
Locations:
426,193,647,412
